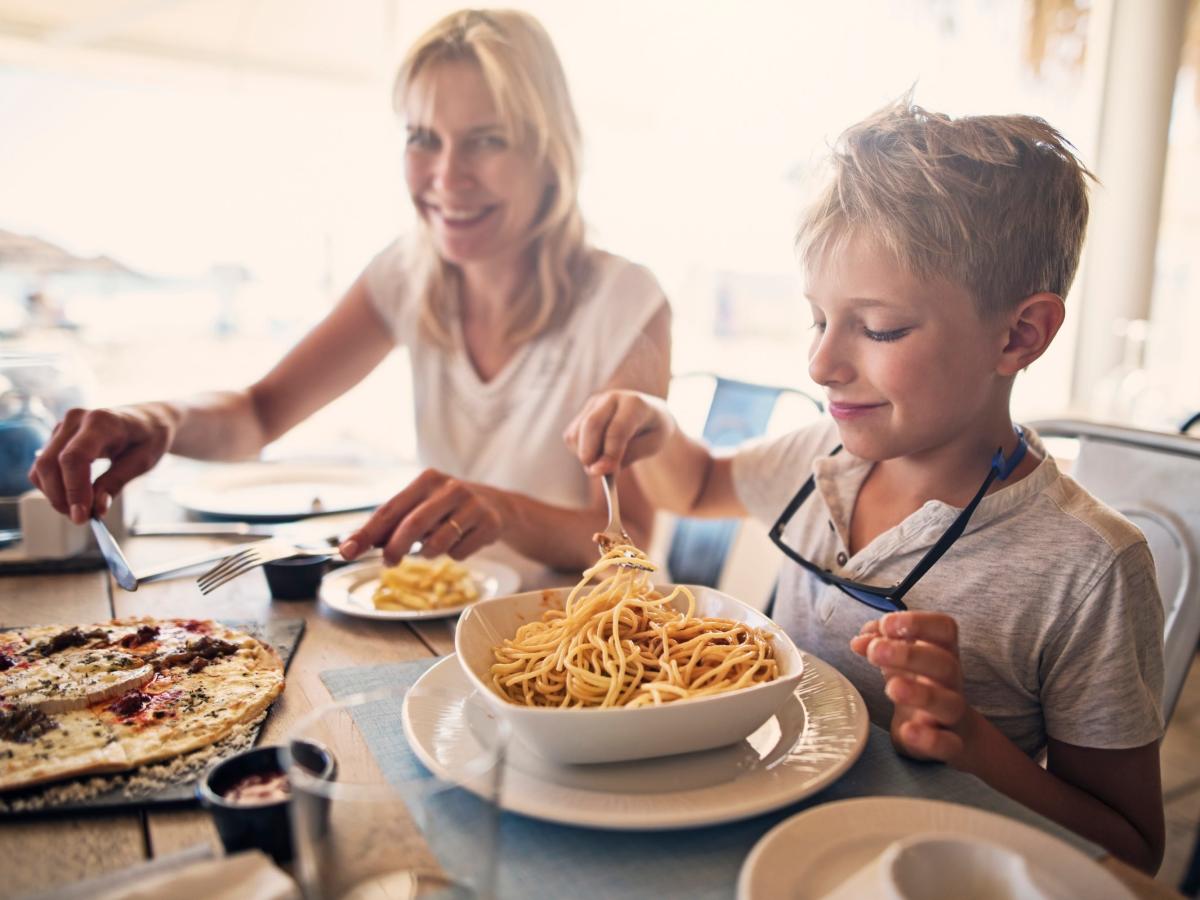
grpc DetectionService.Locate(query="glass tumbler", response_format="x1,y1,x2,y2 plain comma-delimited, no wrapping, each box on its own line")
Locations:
286,686,507,900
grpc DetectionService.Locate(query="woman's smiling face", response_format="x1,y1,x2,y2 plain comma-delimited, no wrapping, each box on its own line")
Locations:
806,232,1010,463
404,60,548,270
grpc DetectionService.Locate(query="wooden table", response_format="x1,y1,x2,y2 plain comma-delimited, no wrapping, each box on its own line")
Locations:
0,534,1180,899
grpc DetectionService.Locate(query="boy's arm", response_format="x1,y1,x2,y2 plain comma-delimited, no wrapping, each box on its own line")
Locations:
563,390,747,519
969,726,1163,873
853,613,1164,872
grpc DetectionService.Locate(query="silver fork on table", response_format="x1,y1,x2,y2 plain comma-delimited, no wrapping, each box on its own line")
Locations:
195,538,324,594
196,538,383,594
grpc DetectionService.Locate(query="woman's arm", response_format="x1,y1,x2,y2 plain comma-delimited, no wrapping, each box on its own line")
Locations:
173,275,394,456
31,275,394,522
342,303,678,572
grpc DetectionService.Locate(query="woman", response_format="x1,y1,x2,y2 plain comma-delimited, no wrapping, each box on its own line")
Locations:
29,10,670,583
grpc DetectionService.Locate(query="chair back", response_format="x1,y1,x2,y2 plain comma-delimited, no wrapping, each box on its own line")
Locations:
1032,419,1200,721
666,374,822,587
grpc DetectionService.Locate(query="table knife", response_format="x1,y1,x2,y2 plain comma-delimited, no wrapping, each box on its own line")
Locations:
89,517,138,591
130,522,276,538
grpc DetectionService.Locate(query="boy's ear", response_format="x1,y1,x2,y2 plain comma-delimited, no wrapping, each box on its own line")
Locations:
996,292,1065,376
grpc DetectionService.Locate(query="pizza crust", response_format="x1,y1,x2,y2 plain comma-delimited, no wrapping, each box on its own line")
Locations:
0,707,128,791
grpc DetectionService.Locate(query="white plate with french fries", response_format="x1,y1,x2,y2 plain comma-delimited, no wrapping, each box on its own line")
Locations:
319,555,520,620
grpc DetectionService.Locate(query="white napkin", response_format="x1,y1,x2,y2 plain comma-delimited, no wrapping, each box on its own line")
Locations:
819,833,1071,900
39,848,299,900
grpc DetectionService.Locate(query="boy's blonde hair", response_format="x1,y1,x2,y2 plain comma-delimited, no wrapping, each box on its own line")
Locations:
396,8,589,345
797,95,1095,317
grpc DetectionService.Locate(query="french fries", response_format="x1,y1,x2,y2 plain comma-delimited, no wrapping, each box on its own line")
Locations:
372,556,480,611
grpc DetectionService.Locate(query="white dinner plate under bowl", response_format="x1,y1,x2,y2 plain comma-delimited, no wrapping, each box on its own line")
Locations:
319,558,520,621
170,462,418,521
402,652,869,830
737,797,1134,900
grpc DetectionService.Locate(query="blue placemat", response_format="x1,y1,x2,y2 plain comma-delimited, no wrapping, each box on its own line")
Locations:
321,658,1104,900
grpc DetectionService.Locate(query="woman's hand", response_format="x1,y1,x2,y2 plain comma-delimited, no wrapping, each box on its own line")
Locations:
29,405,177,523
850,611,981,769
563,390,673,476
339,469,503,565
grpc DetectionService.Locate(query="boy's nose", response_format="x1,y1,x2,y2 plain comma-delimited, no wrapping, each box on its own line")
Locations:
808,330,853,387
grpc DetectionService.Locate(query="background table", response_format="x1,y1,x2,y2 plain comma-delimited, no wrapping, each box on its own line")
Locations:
0,532,1179,899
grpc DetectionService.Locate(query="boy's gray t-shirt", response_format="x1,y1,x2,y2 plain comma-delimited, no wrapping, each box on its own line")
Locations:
732,420,1165,757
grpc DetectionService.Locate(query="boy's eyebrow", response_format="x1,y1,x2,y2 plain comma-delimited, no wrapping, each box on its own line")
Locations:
804,294,898,309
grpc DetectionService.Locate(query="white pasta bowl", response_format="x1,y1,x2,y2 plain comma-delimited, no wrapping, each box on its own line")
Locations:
454,584,804,764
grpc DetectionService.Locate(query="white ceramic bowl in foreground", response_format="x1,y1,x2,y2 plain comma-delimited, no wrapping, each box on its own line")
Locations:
455,584,804,764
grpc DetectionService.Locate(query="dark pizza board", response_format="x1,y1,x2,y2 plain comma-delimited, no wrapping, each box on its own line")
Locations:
0,617,305,817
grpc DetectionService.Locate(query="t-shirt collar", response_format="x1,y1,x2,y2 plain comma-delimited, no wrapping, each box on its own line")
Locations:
811,426,1061,555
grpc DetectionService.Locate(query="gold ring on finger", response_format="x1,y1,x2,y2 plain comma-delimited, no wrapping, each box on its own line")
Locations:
447,517,465,541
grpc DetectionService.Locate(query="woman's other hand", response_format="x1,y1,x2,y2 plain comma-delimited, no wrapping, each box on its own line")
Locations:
28,404,177,524
563,389,673,476
851,611,981,769
339,469,503,564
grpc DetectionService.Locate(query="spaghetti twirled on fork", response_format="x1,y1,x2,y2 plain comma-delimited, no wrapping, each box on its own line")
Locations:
489,545,779,708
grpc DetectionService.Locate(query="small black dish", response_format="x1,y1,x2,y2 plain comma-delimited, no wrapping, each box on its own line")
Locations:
197,741,335,864
263,555,330,600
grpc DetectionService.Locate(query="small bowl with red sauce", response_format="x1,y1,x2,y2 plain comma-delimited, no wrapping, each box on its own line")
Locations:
197,741,335,864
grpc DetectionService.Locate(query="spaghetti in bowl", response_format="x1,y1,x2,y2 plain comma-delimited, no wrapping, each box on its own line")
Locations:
455,552,803,764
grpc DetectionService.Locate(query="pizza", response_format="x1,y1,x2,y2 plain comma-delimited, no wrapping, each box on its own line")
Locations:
0,618,284,792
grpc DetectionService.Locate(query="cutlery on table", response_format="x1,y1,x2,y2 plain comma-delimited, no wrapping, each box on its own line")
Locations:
135,546,280,584
89,517,139,592
195,540,382,595
130,520,352,547
90,519,263,590
130,522,277,538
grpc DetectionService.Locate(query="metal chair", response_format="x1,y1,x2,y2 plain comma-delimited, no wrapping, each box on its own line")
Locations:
665,373,822,588
1033,419,1200,720
1030,419,1200,895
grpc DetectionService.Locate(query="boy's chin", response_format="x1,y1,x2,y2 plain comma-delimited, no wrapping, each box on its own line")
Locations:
832,426,905,463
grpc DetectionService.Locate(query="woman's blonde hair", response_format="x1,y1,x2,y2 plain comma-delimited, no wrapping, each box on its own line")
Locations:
396,9,589,346
796,93,1095,318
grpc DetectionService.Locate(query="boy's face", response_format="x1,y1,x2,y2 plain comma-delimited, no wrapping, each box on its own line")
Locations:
805,233,1009,463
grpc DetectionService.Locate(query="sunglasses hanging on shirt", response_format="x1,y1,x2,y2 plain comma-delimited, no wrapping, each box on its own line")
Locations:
768,426,1029,613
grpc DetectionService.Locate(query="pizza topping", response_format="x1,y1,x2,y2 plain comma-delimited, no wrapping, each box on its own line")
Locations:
109,692,148,718
36,627,109,657
0,654,13,672
223,771,290,805
157,637,239,671
118,625,160,649
0,706,58,744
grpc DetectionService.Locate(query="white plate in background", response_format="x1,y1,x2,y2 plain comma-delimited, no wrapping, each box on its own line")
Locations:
319,557,520,621
170,462,417,521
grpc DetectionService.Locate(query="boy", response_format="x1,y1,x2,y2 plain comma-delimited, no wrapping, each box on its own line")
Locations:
564,99,1165,871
